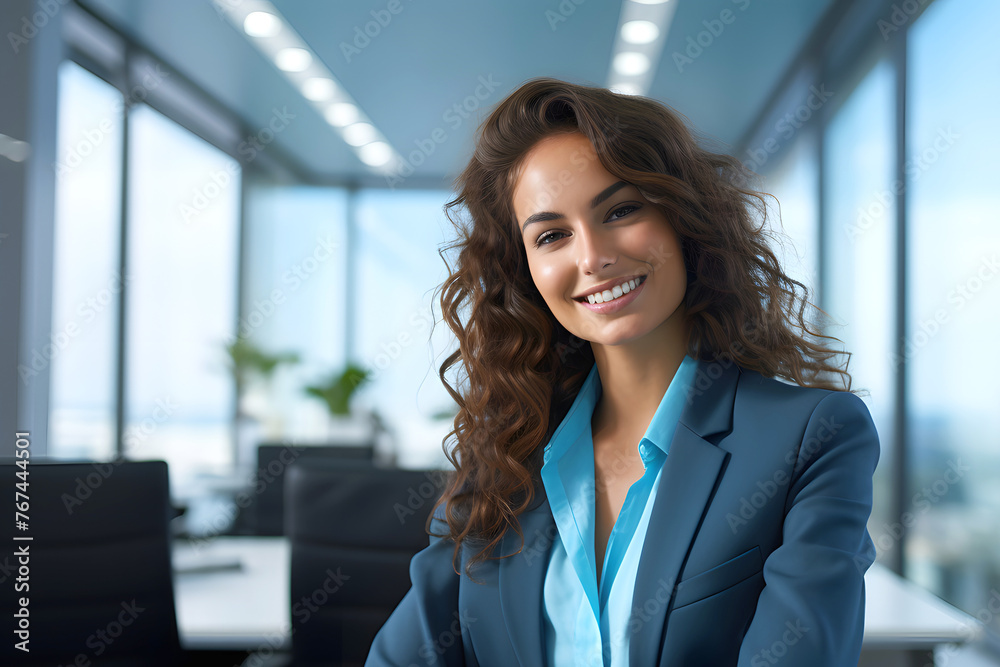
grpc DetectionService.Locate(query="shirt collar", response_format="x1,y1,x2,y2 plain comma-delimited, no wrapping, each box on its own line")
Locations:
542,354,699,467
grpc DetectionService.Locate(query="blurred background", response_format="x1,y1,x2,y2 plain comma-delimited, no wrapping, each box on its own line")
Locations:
1,0,998,665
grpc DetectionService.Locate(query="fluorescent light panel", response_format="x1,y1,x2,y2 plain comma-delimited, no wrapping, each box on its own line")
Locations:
214,0,403,171
606,0,678,96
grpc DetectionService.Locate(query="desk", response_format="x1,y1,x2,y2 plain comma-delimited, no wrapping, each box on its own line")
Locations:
174,537,290,651
174,537,983,662
861,564,983,666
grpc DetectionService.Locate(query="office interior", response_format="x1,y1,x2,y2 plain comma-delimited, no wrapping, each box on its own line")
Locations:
1,0,997,665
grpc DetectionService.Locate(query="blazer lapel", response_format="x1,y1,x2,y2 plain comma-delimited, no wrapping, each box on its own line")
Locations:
493,356,741,667
498,488,554,667
629,356,741,666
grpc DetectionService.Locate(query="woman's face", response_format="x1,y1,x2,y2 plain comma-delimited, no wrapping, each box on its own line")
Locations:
512,131,688,348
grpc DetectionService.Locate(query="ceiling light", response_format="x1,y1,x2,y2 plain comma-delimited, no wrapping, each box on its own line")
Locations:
243,11,280,37
630,0,670,4
613,52,650,76
343,122,377,146
621,20,659,44
358,142,393,167
274,47,311,72
609,81,643,96
302,77,337,101
324,103,359,127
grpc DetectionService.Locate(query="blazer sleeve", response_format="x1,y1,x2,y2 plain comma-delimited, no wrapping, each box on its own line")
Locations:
737,390,880,666
365,503,466,667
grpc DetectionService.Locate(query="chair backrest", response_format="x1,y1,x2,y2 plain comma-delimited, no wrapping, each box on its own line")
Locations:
0,459,182,666
285,460,446,667
252,443,375,537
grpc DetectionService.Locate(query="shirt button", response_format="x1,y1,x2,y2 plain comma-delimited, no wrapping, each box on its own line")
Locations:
639,442,651,460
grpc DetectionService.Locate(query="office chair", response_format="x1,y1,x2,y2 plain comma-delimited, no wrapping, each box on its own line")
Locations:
250,443,375,536
284,460,445,667
0,459,183,666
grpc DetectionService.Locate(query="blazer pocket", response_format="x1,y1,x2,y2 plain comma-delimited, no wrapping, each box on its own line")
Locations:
672,545,764,610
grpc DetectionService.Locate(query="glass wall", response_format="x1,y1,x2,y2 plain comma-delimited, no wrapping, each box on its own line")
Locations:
241,184,348,457
124,104,241,487
822,54,898,564
905,0,1000,635
352,189,458,469
48,61,123,461
759,132,820,303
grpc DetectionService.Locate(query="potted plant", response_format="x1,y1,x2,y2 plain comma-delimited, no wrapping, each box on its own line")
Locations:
304,363,375,443
222,338,300,464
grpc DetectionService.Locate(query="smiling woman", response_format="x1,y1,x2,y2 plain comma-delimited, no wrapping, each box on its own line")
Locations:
365,78,880,667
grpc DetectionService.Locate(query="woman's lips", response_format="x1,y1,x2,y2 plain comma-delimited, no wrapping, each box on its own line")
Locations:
577,275,646,314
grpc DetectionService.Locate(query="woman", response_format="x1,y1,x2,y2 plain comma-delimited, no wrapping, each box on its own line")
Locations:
366,78,879,667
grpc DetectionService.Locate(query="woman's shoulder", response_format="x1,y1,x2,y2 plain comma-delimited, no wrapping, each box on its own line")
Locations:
730,364,875,438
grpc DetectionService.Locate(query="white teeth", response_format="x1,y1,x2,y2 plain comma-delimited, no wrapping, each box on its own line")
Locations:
585,276,643,305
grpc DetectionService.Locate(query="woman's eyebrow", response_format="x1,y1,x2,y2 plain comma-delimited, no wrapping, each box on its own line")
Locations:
520,180,629,233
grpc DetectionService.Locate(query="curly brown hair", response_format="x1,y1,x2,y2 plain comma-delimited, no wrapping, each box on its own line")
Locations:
429,77,854,580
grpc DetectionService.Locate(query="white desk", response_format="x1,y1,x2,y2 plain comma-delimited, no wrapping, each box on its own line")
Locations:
174,537,291,651
173,537,983,661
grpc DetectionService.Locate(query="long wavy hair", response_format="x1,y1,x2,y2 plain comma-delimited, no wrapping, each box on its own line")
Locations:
429,77,854,580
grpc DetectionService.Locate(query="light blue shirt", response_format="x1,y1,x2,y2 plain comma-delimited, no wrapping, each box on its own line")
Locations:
540,354,699,667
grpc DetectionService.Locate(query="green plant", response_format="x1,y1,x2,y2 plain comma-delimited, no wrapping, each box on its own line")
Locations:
304,363,371,416
223,338,299,398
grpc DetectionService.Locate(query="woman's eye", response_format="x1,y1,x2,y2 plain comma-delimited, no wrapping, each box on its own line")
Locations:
535,231,566,247
533,204,642,247
608,203,641,220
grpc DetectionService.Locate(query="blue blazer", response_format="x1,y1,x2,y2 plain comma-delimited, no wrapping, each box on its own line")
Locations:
366,357,880,666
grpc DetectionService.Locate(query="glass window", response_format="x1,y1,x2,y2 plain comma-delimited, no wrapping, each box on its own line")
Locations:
822,56,898,564
353,190,458,469
905,0,1000,636
240,183,348,457
48,61,123,460
759,132,820,303
124,104,240,488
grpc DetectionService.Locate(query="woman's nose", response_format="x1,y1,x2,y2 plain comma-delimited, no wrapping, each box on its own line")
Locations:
576,224,617,275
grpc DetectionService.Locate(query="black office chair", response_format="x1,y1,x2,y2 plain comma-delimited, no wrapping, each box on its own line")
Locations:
0,459,183,666
284,460,446,667
250,444,375,536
